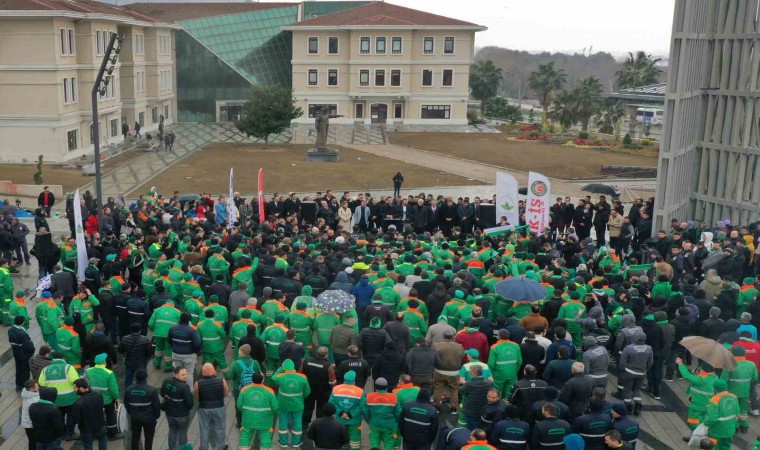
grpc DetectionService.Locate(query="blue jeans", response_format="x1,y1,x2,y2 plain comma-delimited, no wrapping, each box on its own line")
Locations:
124,365,144,389
82,427,108,450
37,439,62,450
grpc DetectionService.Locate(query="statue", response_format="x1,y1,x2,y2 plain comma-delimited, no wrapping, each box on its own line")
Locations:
314,108,341,150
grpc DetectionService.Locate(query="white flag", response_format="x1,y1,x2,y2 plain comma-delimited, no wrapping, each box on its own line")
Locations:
227,168,237,228
496,171,519,228
526,171,552,234
73,189,88,281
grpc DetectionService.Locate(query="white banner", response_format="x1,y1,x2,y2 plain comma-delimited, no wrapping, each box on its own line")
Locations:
73,189,88,281
495,171,520,228
526,171,551,234
227,168,237,228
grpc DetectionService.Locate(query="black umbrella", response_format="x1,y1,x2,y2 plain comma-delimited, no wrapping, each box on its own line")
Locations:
581,184,616,196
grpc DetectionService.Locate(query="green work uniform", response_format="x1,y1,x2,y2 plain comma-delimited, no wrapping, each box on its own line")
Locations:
205,302,228,327
720,357,758,429
402,308,428,342
330,381,366,450
85,363,119,405
363,390,401,450
39,358,79,406
488,339,522,398
261,300,290,327
148,303,181,370
206,254,230,284
443,299,465,330
703,391,740,450
56,325,82,369
35,299,63,349
272,363,311,447
288,310,314,357
315,312,341,347
197,318,228,373
0,267,14,324
679,364,718,430
558,300,586,349
260,323,288,380
183,298,205,325
230,318,257,354
69,294,100,333
238,383,278,450
8,297,29,328
392,383,420,408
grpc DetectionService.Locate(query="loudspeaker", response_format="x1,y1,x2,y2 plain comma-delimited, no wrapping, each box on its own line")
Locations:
301,201,317,225
479,204,496,229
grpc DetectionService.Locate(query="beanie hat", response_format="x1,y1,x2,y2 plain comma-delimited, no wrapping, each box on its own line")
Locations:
375,377,388,389
322,403,337,416
209,294,219,303
42,291,52,298
465,348,480,358
709,306,721,318
15,290,25,298
455,290,464,299
344,370,356,383
713,379,727,392
732,346,746,356
135,369,148,382
64,316,74,326
94,353,108,364
192,290,203,298
612,403,628,416
700,361,714,372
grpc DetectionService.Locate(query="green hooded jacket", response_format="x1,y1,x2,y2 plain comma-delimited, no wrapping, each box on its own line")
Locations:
272,360,311,411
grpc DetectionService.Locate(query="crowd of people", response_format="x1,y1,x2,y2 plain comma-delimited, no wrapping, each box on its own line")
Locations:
7,185,760,450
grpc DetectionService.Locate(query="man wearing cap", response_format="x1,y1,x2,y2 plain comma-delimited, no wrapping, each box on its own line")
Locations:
610,402,639,449
85,353,122,439
273,358,310,448
488,329,521,399
9,315,34,392
363,377,401,450
238,372,279,450
124,368,161,450
184,290,205,326
35,291,63,349
702,379,740,450
168,313,202,387
329,370,365,450
84,257,102,293
149,296,181,371
720,346,758,433
69,288,100,334
56,316,82,371
460,349,491,383
676,356,718,434
443,291,466,330
38,350,80,441
9,290,30,328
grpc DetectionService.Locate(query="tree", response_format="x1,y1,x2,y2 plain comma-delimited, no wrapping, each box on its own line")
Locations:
528,62,567,131
470,60,503,114
485,97,523,123
235,84,302,148
615,51,663,89
33,154,44,185
574,76,603,131
595,100,626,135
549,89,577,132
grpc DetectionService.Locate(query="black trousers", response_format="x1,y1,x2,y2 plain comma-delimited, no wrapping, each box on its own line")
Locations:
131,420,156,450
303,389,330,427
25,427,36,449
104,402,118,435
14,356,30,390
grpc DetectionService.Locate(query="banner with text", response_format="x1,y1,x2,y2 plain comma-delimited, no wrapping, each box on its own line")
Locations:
73,189,88,281
495,171,520,228
526,171,551,234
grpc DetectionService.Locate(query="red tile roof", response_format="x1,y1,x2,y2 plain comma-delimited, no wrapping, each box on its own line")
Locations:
125,2,291,23
0,0,160,22
288,1,482,28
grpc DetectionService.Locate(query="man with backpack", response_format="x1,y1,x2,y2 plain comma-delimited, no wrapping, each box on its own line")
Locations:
226,344,262,428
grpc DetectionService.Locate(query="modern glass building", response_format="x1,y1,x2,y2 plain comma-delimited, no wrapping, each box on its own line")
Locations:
127,1,368,122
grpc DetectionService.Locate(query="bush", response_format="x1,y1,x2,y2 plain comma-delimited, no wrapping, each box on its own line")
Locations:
33,154,43,185
642,138,653,145
623,133,632,146
467,110,485,125
578,131,589,140
529,131,540,138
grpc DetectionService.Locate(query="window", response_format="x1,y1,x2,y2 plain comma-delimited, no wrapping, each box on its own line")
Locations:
89,122,96,145
62,77,77,105
392,37,402,54
328,69,338,86
442,69,453,86
308,69,318,86
394,103,403,119
423,37,434,54
360,37,370,54
60,28,75,56
95,30,111,56
136,71,145,93
359,70,370,87
308,104,337,118
99,75,117,101
138,111,145,127
159,35,171,55
160,70,172,91
421,105,451,119
355,103,364,119
110,118,118,138
375,69,385,87
328,37,339,54
422,69,433,87
308,37,318,54
66,129,78,151
164,105,170,120
375,37,386,54
444,37,455,54
390,69,401,87
134,33,144,55
152,106,159,123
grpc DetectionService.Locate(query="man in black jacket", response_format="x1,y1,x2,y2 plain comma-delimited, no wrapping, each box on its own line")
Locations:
72,378,107,449
399,389,439,449
459,365,493,429
9,315,35,391
530,403,571,449
336,345,371,387
168,313,201,387
118,323,152,388
406,337,436,391
124,369,160,450
30,387,65,448
237,324,266,368
161,367,194,450
84,322,117,368
306,403,349,450
558,362,594,422
510,365,548,421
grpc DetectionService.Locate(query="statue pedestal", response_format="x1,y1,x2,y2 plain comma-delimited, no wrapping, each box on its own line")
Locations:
307,147,339,162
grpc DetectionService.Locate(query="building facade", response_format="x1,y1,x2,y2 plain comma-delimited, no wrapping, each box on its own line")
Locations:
0,0,177,163
283,2,485,125
654,0,760,230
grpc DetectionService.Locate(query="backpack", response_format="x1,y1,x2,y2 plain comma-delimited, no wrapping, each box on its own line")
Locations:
237,359,257,387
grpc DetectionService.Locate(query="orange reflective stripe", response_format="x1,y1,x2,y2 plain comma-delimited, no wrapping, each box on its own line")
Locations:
687,418,700,424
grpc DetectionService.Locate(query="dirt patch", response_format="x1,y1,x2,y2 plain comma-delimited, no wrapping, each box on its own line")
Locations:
388,132,658,179
130,143,484,196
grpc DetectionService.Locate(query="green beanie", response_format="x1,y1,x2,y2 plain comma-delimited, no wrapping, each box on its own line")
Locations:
64,316,74,326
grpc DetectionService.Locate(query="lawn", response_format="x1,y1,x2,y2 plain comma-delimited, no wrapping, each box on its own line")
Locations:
388,132,658,179
131,143,485,195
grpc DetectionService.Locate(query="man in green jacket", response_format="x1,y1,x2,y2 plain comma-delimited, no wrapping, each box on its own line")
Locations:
702,379,740,450
85,353,123,439
402,300,428,342
197,309,228,375
677,358,718,431
148,299,181,370
289,302,314,358
0,259,14,324
238,372,278,450
183,290,205,325
69,289,100,334
56,317,82,370
721,346,758,433
204,295,228,328
488,329,522,398
362,377,401,450
39,351,80,440
8,291,29,327
230,309,256,354
227,344,263,428
260,316,288,382
272,359,311,448
558,292,586,349
35,291,63,349
329,370,365,450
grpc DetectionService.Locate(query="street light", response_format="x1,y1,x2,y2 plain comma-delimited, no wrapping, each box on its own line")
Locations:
91,32,124,232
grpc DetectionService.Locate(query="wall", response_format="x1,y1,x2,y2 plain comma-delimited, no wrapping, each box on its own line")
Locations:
0,181,63,200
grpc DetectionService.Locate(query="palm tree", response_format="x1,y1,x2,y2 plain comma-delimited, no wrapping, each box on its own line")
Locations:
595,100,626,135
470,60,503,114
549,89,577,132
528,62,567,131
615,51,663,89
574,76,603,131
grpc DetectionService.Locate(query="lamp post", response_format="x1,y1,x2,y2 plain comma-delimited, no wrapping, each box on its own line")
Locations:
91,32,124,232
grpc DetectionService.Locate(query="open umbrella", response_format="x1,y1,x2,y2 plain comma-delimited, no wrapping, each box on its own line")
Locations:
679,336,737,370
581,183,617,196
315,289,355,314
177,193,202,203
494,277,547,302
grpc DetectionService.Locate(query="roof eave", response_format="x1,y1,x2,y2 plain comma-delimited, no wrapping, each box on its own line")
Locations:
282,24,487,31
0,9,181,28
